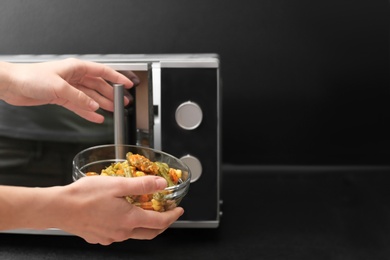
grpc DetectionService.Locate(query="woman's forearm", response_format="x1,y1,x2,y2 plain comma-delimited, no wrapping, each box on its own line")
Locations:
0,185,65,231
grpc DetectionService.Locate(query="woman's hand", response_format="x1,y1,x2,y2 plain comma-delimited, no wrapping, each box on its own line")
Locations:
58,175,184,245
0,58,135,123
0,175,184,245
60,176,183,245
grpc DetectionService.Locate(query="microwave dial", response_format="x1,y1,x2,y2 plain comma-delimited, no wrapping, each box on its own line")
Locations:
180,154,202,182
175,101,203,130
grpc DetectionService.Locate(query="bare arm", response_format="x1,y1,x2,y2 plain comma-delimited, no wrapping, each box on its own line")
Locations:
0,58,185,245
0,58,134,123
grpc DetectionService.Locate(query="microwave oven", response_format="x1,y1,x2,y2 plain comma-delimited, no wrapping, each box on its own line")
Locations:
0,53,222,234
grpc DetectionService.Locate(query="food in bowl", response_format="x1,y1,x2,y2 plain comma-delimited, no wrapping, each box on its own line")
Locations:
72,144,191,212
86,152,184,211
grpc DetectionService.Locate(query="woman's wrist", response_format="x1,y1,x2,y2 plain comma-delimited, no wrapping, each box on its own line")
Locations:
0,61,14,101
0,185,66,231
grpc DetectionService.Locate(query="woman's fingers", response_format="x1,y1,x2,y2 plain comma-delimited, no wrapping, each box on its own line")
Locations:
77,59,134,88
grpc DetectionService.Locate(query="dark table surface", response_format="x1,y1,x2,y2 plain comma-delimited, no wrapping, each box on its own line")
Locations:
1,165,390,260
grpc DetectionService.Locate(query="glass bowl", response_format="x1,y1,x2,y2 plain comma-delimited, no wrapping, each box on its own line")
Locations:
72,144,191,212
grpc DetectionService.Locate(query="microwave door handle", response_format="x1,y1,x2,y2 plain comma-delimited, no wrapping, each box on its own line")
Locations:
113,83,125,158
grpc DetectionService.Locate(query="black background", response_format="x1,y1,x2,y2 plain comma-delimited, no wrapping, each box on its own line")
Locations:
0,0,389,166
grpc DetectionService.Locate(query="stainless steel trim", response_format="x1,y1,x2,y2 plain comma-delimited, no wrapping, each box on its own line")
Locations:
0,54,220,67
160,60,219,68
152,62,162,151
1,219,221,235
104,63,148,71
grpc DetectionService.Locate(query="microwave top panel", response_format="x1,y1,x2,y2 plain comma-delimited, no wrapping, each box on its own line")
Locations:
0,54,220,68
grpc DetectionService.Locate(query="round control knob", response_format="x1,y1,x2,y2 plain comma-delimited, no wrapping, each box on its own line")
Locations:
175,101,203,130
180,155,202,182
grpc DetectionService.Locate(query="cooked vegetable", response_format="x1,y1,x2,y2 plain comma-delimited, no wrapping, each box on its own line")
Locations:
126,153,159,175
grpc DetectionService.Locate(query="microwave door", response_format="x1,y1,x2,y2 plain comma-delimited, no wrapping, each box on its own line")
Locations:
109,63,153,147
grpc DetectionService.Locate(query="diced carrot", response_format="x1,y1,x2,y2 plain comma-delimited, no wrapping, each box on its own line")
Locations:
138,202,154,210
86,172,99,176
169,168,179,184
138,194,151,203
